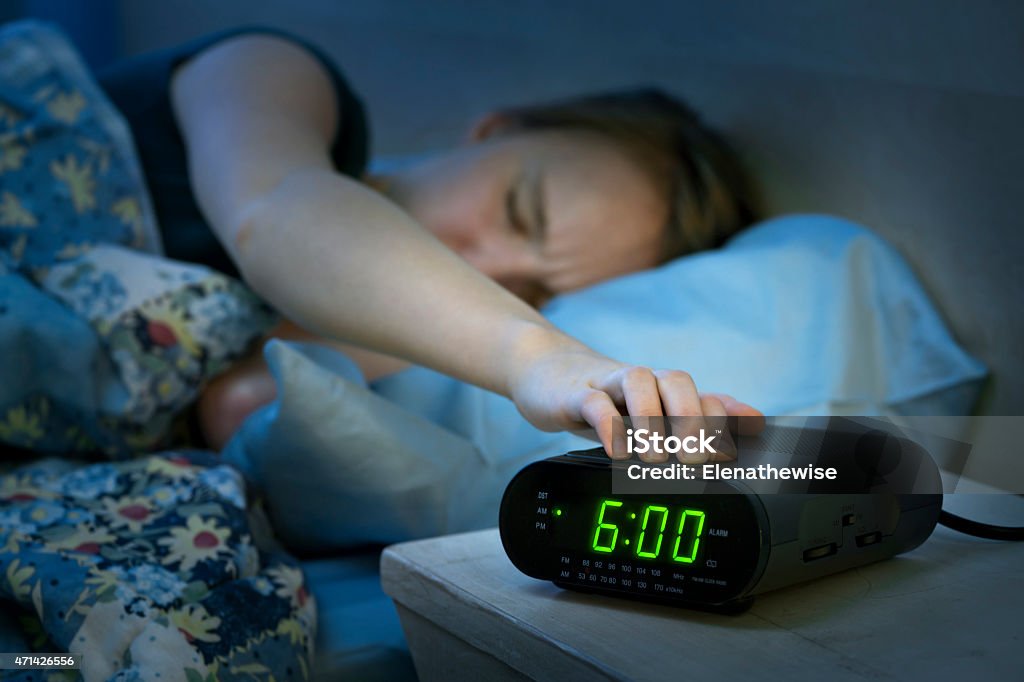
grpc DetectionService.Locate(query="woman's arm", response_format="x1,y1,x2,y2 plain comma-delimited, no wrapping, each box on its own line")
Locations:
171,34,758,455
171,35,569,393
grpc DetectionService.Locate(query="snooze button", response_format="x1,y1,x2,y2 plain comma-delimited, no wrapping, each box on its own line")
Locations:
803,543,837,561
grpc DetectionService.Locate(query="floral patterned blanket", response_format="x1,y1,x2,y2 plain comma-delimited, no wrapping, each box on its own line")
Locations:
0,20,315,681
2,453,316,682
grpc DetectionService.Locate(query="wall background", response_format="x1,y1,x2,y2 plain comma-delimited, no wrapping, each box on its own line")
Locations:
7,0,1024,414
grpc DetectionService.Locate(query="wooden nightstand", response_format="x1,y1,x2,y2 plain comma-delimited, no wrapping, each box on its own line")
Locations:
381,520,1023,681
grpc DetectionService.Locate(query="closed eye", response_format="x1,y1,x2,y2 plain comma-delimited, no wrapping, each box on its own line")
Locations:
505,180,527,237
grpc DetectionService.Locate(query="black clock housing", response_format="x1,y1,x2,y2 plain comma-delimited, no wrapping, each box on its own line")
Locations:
499,428,942,611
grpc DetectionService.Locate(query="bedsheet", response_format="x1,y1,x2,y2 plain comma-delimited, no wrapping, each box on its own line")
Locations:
0,20,314,681
0,550,416,682
0,20,275,458
0,452,317,681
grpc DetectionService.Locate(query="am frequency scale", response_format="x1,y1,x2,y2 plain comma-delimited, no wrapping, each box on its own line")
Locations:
499,423,944,611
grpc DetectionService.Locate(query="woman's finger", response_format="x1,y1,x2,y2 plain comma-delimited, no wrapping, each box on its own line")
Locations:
617,366,665,418
617,367,678,461
698,394,736,462
701,392,766,434
652,369,702,416
652,369,707,462
578,389,627,459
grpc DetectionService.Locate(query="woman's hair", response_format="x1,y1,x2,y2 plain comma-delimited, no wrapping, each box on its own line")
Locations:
498,88,757,261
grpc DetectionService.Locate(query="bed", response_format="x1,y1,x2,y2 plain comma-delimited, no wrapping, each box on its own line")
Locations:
3,2,1021,680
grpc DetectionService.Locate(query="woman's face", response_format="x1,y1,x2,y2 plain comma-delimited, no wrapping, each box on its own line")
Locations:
379,127,668,306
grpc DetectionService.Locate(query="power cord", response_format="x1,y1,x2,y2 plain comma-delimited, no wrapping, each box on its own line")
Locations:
938,510,1024,541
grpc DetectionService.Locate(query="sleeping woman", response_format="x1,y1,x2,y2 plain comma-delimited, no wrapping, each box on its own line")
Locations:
98,27,764,455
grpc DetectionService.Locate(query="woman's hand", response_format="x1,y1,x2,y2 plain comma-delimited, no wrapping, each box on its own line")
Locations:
505,328,764,460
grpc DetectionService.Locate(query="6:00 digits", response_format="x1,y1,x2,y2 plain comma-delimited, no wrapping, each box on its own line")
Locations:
591,499,706,562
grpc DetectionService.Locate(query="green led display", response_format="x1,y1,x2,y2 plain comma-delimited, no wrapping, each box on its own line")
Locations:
672,510,706,563
635,505,669,559
588,499,707,562
591,499,623,553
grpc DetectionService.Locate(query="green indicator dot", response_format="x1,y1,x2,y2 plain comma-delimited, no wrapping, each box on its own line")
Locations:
624,539,630,545
630,513,636,520
553,508,563,517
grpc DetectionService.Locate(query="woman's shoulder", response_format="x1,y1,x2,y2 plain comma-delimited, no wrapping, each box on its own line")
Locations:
98,26,361,117
93,27,369,275
97,25,368,177
165,27,369,175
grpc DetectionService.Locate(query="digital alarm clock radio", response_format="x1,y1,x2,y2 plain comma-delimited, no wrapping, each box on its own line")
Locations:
499,423,943,611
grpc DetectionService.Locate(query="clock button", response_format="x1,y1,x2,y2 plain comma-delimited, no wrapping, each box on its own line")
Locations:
802,543,837,561
855,531,882,547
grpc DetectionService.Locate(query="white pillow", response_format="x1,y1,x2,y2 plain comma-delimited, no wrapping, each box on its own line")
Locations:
225,215,987,549
373,215,986,449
